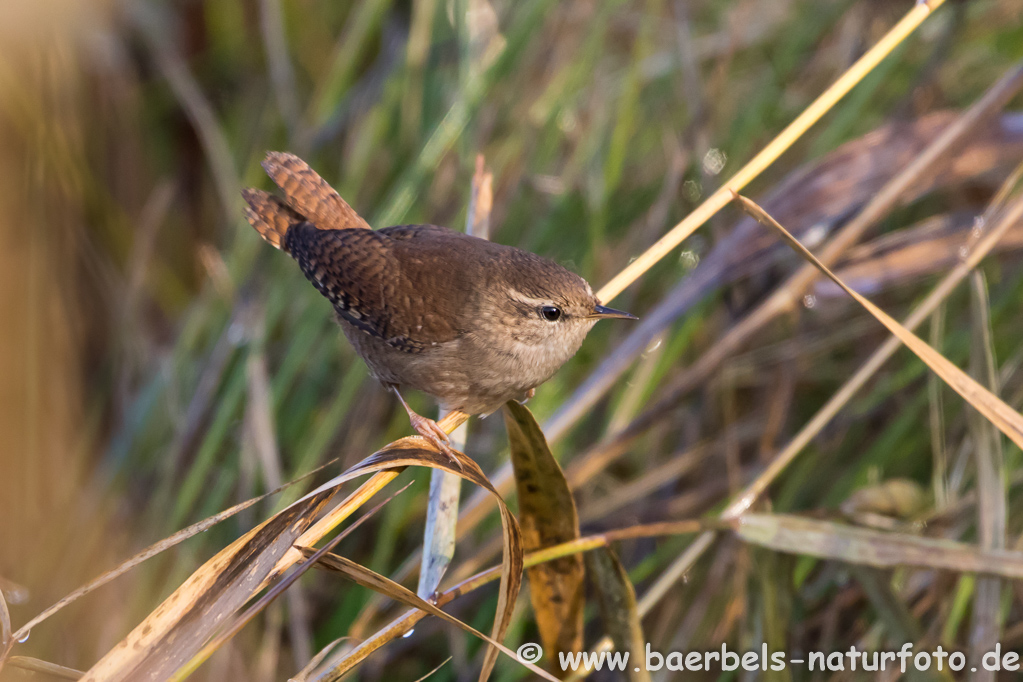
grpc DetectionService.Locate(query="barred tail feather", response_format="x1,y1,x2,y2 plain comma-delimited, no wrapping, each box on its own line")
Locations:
241,188,302,250
261,151,371,231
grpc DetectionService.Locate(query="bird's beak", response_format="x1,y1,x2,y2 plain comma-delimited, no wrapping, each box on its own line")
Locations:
589,304,638,320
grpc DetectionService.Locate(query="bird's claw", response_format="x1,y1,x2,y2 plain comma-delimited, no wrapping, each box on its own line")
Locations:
391,386,466,472
409,414,464,472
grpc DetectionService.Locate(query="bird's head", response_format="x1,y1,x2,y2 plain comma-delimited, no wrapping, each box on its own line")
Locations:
475,253,636,381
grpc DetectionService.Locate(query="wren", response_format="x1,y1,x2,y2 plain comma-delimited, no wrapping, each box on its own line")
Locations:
243,152,636,459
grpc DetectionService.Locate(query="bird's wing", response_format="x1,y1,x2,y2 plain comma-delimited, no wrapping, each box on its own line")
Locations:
261,152,372,231
284,223,461,351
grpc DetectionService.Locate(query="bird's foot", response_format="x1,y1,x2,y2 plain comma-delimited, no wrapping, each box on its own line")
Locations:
409,413,464,471
391,386,465,472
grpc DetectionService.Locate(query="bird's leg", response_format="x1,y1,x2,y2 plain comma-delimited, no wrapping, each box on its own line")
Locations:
390,386,463,471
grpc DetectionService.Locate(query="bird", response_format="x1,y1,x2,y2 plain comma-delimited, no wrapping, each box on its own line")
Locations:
242,152,636,461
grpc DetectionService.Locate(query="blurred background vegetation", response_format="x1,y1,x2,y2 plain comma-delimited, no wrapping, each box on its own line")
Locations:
2,0,1023,679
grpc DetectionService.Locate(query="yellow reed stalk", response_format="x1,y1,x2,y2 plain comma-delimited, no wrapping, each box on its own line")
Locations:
595,0,945,304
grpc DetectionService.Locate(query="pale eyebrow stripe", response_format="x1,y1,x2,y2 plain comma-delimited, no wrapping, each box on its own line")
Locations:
506,288,549,307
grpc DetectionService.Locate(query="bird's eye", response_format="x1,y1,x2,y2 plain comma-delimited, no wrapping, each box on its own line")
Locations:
539,305,562,322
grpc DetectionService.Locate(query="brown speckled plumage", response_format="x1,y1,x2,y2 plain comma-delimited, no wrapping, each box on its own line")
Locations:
242,152,635,419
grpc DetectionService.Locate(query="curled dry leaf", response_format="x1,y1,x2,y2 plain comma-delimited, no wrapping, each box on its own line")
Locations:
503,400,584,668
307,437,523,682
79,429,518,682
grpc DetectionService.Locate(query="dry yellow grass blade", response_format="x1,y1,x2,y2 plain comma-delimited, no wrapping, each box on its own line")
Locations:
620,170,1023,627
82,427,521,681
274,411,469,579
733,192,1023,452
81,487,338,681
168,482,412,682
575,64,1023,494
306,550,558,681
10,457,340,645
306,438,522,682
35,412,470,682
595,0,946,303
503,401,584,668
734,514,1023,578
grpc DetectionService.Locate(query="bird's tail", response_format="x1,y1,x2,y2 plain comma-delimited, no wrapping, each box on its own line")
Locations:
242,151,371,250
241,188,300,250
261,152,370,231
